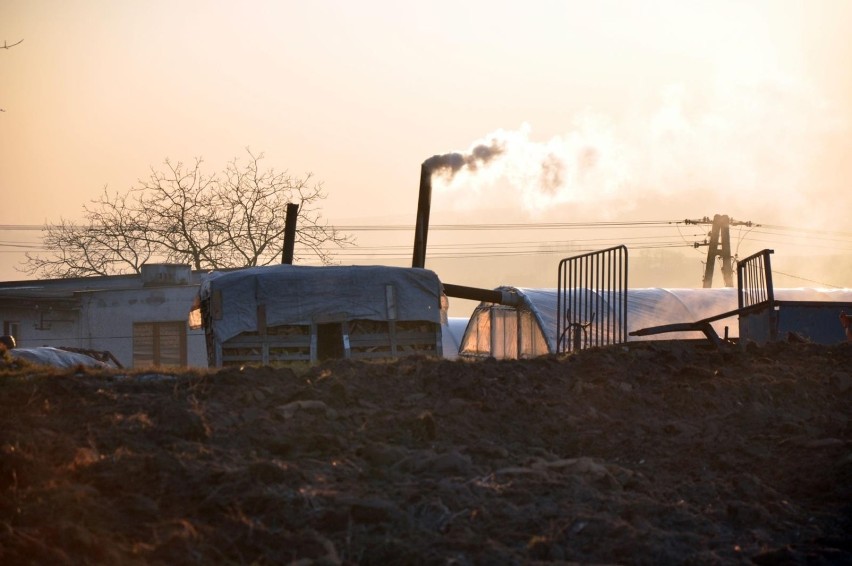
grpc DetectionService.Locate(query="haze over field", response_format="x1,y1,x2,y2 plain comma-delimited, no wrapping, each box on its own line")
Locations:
2,0,851,308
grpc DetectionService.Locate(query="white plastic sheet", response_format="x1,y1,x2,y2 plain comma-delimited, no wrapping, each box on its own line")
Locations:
11,347,108,369
460,287,852,359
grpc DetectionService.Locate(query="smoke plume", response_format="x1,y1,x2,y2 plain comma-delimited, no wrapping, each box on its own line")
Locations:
432,77,851,231
423,138,505,178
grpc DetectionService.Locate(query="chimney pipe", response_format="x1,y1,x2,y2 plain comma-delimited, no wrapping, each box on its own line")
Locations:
442,283,520,306
281,202,299,264
411,163,432,268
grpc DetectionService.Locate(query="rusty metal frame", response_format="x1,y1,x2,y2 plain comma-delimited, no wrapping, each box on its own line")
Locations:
557,245,628,353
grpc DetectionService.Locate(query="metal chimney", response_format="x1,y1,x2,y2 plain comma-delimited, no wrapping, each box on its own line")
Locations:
411,162,432,268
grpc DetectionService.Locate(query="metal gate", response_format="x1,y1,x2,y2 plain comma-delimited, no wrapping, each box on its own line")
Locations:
557,245,628,353
737,248,774,310
736,248,778,344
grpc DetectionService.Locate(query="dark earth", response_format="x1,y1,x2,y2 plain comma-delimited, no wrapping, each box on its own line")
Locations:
1,341,851,565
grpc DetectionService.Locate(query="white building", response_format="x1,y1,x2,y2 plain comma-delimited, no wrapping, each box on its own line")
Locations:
0,263,472,369
0,264,207,368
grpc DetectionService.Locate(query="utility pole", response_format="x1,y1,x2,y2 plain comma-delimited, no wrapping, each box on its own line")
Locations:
718,216,733,287
686,215,755,288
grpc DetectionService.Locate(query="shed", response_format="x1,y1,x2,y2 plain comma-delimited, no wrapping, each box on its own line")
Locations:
193,264,446,366
0,264,206,368
459,286,852,359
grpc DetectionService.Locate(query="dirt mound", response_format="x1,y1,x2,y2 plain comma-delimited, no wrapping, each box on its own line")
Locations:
2,341,851,564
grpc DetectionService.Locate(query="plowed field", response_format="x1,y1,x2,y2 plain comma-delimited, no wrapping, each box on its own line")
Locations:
2,341,851,564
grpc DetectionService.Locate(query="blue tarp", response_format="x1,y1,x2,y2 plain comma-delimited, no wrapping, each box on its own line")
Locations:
197,265,444,344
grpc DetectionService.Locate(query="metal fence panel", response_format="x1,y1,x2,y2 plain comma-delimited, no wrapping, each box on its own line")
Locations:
737,249,774,310
557,245,628,353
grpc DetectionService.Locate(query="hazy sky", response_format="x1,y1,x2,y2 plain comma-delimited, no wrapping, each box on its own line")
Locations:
2,0,851,290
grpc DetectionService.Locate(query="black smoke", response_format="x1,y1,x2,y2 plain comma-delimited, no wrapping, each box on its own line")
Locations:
422,138,505,178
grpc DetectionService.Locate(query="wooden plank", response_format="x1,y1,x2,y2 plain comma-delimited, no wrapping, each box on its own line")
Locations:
342,320,351,359
389,319,398,357
350,351,398,360
350,348,437,360
214,342,223,367
222,354,264,362
223,350,311,362
225,336,311,347
349,331,435,342
268,356,311,361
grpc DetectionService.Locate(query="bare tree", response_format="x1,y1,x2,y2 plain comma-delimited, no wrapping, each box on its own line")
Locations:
22,150,351,277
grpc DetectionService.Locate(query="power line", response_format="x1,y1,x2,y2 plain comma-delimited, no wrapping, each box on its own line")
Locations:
5,218,852,237
0,225,48,231
337,221,676,231
735,235,852,252
744,227,852,243
0,220,680,232
772,270,845,289
3,220,851,265
759,223,852,238
5,220,852,245
1,235,702,256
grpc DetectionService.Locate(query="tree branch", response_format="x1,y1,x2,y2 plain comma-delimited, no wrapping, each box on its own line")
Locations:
22,149,352,277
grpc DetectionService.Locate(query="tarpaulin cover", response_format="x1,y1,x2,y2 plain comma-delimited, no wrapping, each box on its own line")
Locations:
198,265,443,344
441,317,470,359
11,347,108,369
461,287,852,358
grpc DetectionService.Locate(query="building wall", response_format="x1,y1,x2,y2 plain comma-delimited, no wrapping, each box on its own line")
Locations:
2,307,77,350
1,285,207,369
79,286,207,368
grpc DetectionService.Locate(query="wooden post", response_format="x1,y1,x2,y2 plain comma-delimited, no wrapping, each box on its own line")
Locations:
281,203,299,264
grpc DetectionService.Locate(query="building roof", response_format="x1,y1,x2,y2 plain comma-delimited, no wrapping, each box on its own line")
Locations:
0,265,203,310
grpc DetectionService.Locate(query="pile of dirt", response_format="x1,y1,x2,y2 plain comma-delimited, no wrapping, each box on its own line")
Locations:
1,341,851,565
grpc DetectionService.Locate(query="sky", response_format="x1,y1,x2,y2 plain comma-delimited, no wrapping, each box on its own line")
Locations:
2,0,852,309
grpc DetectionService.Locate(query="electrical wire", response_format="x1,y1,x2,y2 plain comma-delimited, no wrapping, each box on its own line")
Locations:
2,220,851,266
772,270,845,289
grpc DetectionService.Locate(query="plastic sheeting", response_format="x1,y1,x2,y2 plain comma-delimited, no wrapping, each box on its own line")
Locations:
441,317,470,359
11,347,109,369
197,265,444,344
460,287,852,358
